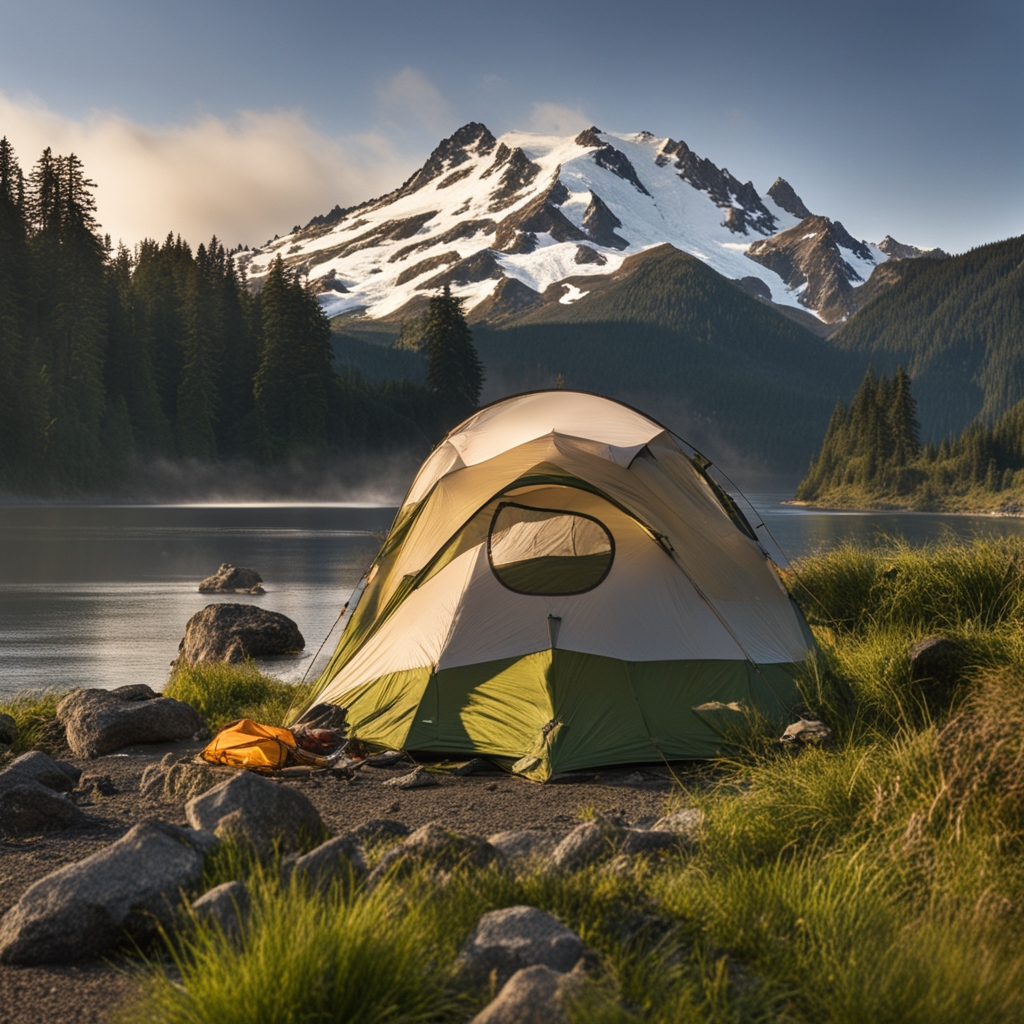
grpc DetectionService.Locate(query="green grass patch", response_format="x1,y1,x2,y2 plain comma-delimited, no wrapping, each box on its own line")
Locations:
0,690,65,755
162,662,309,733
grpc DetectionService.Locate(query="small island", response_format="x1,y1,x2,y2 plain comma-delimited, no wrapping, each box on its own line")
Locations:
794,367,1024,514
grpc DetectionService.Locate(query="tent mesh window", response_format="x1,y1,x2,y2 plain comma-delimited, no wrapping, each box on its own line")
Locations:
487,502,614,595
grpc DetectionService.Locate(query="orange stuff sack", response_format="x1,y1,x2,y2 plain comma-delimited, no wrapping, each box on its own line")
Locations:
201,718,297,771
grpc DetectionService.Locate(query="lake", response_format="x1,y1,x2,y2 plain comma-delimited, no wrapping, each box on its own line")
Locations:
3,496,1024,699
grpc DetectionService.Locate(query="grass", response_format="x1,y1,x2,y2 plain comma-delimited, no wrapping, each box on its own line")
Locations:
0,690,66,756
162,661,308,733
29,537,1024,1022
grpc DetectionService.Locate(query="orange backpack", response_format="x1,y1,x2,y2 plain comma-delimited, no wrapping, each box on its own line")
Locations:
201,718,298,771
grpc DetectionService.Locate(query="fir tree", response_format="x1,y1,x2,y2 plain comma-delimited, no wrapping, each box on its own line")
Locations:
423,284,482,420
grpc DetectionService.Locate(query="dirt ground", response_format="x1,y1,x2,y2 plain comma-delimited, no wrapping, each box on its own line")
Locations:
0,740,693,1024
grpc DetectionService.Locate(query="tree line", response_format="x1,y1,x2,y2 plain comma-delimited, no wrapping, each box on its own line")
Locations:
0,140,483,493
796,365,1024,510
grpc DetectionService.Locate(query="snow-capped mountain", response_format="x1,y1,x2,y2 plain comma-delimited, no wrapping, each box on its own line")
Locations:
237,123,941,326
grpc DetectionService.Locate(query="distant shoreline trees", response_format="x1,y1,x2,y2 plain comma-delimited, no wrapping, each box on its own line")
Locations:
0,139,486,494
796,367,1024,510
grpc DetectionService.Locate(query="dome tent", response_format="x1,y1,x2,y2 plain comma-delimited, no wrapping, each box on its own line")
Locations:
300,391,814,781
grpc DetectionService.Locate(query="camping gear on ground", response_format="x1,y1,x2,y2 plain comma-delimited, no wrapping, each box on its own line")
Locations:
202,708,348,771
295,390,817,781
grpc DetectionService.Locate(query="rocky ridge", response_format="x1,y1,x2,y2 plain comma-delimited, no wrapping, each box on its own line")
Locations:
237,122,943,327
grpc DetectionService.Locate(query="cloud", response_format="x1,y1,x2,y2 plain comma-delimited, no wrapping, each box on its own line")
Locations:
523,102,591,136
374,67,453,138
0,91,419,247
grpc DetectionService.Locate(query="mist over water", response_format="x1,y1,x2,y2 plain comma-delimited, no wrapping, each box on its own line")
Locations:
5,497,1024,700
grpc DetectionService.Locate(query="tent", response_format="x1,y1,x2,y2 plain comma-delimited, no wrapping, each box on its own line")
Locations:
300,391,815,780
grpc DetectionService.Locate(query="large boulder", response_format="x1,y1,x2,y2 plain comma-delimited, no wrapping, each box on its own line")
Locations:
367,822,504,888
198,563,265,595
174,604,304,666
185,771,325,856
454,906,586,989
0,780,91,836
469,964,585,1024
56,684,203,758
0,820,216,964
0,750,79,794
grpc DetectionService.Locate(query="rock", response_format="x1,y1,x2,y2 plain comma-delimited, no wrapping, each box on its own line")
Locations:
140,753,223,802
281,835,366,892
468,963,585,1024
0,820,217,964
0,712,17,746
185,771,325,856
350,819,411,844
364,749,406,768
619,828,681,857
622,771,646,785
452,757,494,776
0,781,92,836
650,807,704,844
382,766,438,789
55,761,83,784
0,750,79,794
454,906,585,989
56,685,204,758
487,830,560,866
174,603,304,667
909,635,966,695
191,880,249,940
367,822,504,887
551,819,625,872
74,773,118,800
779,719,832,748
198,563,265,595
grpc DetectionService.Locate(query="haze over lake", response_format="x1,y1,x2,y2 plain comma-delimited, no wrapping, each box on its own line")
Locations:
3,498,1023,699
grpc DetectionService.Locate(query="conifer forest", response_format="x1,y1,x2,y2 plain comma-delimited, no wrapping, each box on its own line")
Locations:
0,141,481,494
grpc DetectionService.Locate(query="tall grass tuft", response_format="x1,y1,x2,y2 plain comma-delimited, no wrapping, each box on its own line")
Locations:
0,691,66,755
163,662,308,733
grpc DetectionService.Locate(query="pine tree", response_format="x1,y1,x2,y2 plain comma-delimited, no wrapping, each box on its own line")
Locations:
253,256,334,454
424,284,482,420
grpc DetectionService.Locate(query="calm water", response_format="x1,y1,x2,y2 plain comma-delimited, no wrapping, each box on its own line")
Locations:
3,496,1024,698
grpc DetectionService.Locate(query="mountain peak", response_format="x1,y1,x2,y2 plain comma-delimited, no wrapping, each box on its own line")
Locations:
877,235,949,260
767,178,812,220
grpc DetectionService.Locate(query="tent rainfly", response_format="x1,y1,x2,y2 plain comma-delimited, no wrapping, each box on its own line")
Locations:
299,391,815,780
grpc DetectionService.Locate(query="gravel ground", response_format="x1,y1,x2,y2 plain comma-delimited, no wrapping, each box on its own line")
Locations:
0,740,694,1024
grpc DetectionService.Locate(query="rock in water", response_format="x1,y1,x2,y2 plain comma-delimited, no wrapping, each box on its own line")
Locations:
198,563,265,595
469,964,585,1024
174,604,305,666
56,685,203,758
185,771,325,856
454,905,585,989
0,820,216,964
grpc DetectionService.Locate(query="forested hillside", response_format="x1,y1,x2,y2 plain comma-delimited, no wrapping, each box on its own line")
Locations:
830,235,1024,439
0,141,470,494
796,366,1024,511
473,245,863,478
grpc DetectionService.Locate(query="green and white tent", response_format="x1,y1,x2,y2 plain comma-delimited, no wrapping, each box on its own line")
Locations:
302,391,814,780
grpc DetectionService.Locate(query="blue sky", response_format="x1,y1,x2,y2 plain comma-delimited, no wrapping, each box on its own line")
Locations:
0,0,1020,251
